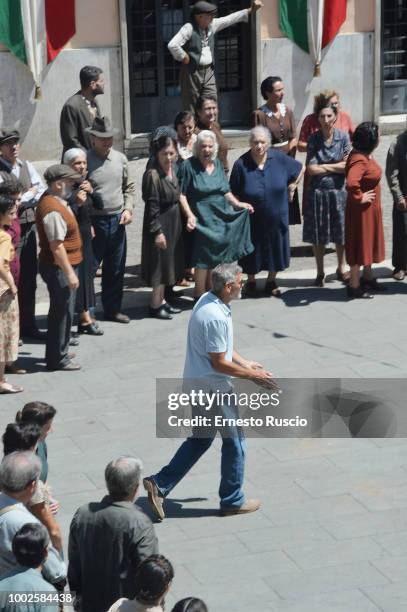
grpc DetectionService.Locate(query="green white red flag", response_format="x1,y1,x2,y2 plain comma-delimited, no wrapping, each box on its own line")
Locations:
279,0,347,75
0,0,75,95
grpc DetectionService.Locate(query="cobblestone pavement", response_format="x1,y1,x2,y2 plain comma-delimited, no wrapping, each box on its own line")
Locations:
1,135,407,611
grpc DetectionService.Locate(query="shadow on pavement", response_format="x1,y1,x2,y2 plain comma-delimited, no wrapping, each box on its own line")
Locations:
137,496,218,521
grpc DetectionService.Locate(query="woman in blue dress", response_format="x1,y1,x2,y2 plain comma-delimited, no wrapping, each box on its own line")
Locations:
303,101,352,286
179,130,254,299
230,126,303,297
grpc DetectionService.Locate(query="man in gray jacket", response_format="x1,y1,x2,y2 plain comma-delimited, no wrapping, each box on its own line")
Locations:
68,456,158,612
86,117,136,323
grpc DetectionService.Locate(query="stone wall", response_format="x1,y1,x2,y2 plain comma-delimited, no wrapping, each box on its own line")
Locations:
261,32,375,126
0,47,123,160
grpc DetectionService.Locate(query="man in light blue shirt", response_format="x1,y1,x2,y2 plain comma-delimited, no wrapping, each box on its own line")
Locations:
0,523,58,611
144,263,275,519
0,452,66,585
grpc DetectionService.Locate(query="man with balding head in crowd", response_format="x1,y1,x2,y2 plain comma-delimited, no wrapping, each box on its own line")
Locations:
0,452,66,585
68,456,158,612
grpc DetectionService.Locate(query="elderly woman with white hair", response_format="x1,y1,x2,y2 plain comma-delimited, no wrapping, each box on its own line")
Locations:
179,130,254,300
230,126,303,297
63,148,104,335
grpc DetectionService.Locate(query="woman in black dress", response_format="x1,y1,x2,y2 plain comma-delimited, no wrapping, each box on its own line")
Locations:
63,148,103,335
141,136,196,320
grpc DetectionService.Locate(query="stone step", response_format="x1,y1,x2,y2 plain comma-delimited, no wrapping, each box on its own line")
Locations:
124,129,251,159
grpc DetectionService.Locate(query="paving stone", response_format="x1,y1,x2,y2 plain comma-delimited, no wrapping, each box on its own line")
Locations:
371,555,407,582
263,495,366,525
283,537,387,570
320,508,407,540
237,522,334,553
373,531,407,557
362,582,407,611
265,561,390,599
186,550,300,587
296,468,407,498
271,589,381,611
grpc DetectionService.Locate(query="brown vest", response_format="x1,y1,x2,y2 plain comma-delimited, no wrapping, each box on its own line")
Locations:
36,194,82,266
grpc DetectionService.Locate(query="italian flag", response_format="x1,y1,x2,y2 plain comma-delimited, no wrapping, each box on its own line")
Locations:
0,0,75,95
279,0,347,75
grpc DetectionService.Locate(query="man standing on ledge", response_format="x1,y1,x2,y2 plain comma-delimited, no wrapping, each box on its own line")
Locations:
168,1,263,112
86,117,136,324
144,263,276,519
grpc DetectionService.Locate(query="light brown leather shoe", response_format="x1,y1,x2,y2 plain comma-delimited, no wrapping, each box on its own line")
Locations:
393,270,405,281
143,477,165,521
220,498,261,516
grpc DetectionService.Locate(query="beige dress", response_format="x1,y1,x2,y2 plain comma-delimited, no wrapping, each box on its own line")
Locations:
0,229,19,362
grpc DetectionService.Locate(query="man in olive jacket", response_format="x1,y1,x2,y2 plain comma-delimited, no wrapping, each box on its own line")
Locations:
68,457,158,612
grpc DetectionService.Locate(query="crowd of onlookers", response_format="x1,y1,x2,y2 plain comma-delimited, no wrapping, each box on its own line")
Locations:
1,63,406,391
0,401,208,611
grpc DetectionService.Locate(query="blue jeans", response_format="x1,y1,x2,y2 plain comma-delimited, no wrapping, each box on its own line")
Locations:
153,402,246,508
91,214,126,315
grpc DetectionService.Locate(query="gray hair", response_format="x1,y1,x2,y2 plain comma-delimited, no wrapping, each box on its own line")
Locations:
193,130,219,160
105,456,143,500
249,126,271,146
0,452,41,493
211,263,242,296
63,148,86,165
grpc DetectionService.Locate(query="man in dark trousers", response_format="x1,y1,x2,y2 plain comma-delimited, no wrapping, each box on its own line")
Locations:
168,0,262,111
36,164,83,371
60,65,104,154
144,263,276,520
68,457,158,612
0,128,46,340
86,116,136,324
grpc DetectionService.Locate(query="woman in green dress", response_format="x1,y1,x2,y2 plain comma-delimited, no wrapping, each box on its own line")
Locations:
179,130,254,299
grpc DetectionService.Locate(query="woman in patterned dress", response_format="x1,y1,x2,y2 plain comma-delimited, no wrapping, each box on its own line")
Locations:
303,101,351,286
0,195,23,393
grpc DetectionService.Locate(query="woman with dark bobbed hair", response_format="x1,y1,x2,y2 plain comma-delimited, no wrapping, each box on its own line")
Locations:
345,122,385,298
16,401,57,483
141,135,196,319
107,554,174,611
171,597,208,612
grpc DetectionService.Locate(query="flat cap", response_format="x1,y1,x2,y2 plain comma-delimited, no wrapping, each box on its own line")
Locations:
192,1,218,15
43,164,82,183
0,128,20,146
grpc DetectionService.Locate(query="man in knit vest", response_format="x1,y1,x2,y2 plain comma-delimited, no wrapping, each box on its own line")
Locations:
168,0,262,112
36,165,83,371
0,128,46,340
86,117,136,324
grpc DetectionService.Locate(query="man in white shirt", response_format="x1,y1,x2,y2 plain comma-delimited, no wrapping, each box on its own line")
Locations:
0,129,46,340
168,0,262,111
